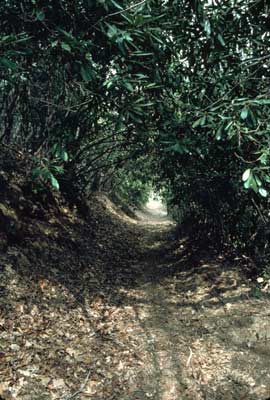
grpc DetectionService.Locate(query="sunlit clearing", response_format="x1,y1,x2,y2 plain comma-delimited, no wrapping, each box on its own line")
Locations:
145,191,167,217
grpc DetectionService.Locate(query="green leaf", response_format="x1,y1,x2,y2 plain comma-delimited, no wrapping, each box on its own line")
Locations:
252,99,270,105
240,107,248,120
144,83,162,89
80,65,92,81
264,175,270,183
61,151,68,162
150,33,164,45
107,25,118,39
171,143,186,154
225,121,233,131
244,178,251,189
110,0,123,10
36,11,45,21
244,175,257,191
259,188,268,197
135,74,148,79
123,81,133,91
249,108,257,126
215,126,222,140
129,112,143,123
43,169,51,179
61,43,71,52
50,175,60,190
250,176,258,192
255,176,262,187
192,117,205,128
217,34,225,46
0,58,17,70
32,167,42,177
52,166,64,174
85,53,92,61
242,169,251,182
121,13,133,24
131,52,154,57
204,20,211,36
58,28,75,40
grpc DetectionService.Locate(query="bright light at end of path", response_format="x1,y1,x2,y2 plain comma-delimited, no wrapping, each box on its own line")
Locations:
146,192,168,217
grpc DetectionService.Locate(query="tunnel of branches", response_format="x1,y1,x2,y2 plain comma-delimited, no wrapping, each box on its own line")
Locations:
1,0,270,267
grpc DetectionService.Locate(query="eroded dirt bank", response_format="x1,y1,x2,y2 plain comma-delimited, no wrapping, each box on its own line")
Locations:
1,191,270,400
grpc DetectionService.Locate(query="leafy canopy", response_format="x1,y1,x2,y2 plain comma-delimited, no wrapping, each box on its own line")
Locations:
1,0,270,263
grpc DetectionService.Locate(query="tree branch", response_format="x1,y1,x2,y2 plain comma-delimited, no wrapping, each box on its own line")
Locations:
106,0,147,18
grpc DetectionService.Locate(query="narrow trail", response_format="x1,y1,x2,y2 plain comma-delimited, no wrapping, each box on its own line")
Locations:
111,202,270,400
1,195,270,399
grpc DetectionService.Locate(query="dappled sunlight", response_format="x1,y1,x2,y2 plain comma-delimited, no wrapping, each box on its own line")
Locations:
116,225,270,400
1,0,269,398
2,188,269,400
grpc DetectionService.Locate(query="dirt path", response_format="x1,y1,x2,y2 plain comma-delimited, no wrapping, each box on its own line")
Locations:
110,210,270,400
1,196,270,399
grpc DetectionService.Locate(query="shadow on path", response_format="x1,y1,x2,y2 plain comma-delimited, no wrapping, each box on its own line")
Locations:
1,195,270,399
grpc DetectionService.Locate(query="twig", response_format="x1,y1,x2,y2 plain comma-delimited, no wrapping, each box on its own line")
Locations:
90,0,147,30
251,198,267,224
234,152,261,164
0,142,23,155
198,63,264,114
29,96,79,113
62,369,92,400
106,0,147,17
241,53,270,65
186,347,193,367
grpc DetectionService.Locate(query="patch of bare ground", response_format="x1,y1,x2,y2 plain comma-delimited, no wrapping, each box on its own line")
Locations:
1,188,270,399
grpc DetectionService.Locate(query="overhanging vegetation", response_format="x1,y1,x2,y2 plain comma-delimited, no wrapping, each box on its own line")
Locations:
1,0,270,267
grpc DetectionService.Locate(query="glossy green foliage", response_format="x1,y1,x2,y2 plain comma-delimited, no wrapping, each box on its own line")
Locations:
1,0,270,266
0,0,171,192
